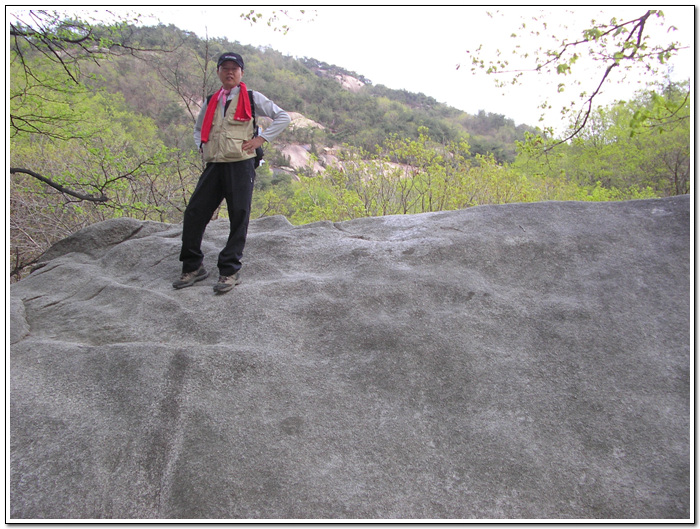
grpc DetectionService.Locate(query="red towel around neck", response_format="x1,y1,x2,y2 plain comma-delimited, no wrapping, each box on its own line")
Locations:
233,82,252,122
200,82,252,144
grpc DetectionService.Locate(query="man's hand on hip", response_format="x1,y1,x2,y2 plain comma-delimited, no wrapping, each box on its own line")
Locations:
242,136,266,154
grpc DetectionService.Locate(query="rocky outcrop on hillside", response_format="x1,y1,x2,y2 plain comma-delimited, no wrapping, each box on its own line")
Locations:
311,67,366,93
287,112,325,131
276,143,339,173
260,111,336,173
9,197,690,520
333,73,365,93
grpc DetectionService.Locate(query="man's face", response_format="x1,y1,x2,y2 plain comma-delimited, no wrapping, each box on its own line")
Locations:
218,60,243,89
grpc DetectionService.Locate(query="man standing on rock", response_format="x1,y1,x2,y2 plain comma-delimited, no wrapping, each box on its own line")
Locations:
173,52,290,294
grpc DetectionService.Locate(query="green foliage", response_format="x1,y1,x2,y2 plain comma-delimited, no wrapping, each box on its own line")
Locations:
515,82,689,197
10,79,198,277
257,130,547,225
9,9,153,139
10,41,95,141
13,90,180,214
572,182,658,202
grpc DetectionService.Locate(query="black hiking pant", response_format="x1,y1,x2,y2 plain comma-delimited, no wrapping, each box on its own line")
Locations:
179,159,256,277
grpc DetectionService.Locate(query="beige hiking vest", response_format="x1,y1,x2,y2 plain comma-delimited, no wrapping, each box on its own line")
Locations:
202,93,256,163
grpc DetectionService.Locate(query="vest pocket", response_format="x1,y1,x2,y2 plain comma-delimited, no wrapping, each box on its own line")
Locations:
223,119,251,159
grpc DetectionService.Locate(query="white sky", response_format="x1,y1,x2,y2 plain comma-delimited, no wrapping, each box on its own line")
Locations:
10,6,695,130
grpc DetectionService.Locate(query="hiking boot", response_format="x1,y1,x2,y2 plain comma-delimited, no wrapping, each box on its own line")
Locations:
172,266,209,289
213,272,241,294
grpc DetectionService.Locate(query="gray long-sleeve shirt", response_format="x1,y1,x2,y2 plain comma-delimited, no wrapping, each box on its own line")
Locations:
193,86,291,148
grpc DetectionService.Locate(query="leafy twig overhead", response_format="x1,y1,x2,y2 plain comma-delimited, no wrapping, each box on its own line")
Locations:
465,9,688,149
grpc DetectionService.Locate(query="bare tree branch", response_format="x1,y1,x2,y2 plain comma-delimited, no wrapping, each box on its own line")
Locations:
10,167,109,202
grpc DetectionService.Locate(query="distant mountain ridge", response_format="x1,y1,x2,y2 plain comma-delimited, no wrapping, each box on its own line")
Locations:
97,24,537,164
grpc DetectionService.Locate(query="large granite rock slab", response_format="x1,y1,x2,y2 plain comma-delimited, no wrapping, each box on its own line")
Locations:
10,197,691,520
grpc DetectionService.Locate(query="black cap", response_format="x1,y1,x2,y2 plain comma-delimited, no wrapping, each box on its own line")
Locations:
217,52,244,69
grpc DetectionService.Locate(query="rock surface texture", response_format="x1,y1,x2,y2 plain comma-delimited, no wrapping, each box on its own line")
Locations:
10,197,691,520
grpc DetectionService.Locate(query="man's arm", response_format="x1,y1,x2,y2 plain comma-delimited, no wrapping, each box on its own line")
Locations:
242,91,291,154
253,91,291,143
193,103,207,150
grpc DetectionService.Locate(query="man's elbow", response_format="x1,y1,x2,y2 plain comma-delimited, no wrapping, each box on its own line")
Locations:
279,111,291,127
